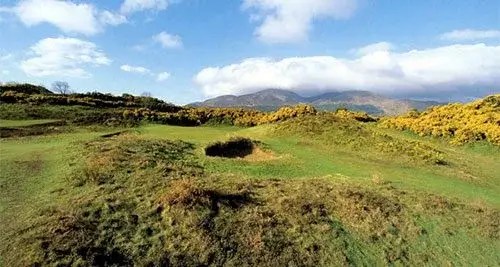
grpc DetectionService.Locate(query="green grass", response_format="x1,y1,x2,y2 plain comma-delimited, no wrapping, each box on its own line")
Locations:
1,120,499,266
141,123,500,207
0,119,60,127
0,129,129,245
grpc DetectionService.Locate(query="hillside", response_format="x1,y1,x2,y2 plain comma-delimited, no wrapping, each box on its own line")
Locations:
190,89,442,115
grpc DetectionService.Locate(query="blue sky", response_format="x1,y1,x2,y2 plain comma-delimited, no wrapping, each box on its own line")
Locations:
0,0,499,104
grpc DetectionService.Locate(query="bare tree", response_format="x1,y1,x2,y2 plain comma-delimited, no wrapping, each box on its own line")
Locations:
52,81,71,94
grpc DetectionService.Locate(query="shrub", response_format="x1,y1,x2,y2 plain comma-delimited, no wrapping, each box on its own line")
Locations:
380,94,500,145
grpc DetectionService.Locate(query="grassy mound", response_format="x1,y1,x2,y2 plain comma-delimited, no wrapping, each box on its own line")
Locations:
272,113,447,165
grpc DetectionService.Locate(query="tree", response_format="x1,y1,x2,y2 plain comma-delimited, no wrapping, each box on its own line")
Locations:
52,81,71,95
141,91,152,97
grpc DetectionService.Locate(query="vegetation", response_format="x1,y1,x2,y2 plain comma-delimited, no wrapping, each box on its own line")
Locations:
0,82,53,95
1,126,499,266
1,84,499,266
272,113,446,165
123,104,319,127
1,83,181,112
380,94,500,145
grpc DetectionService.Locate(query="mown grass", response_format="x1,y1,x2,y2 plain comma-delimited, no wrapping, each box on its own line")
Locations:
1,118,499,265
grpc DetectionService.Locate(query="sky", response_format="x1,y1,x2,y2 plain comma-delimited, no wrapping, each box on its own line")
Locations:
0,0,499,104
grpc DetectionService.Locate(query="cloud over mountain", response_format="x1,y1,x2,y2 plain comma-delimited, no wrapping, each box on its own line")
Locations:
195,43,500,98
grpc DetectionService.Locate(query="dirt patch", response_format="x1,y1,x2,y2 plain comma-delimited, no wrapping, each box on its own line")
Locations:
239,146,277,162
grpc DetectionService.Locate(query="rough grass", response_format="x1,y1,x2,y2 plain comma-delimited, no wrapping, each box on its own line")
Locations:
272,114,447,165
1,121,499,266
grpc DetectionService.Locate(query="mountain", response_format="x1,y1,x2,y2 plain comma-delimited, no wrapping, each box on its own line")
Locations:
189,89,443,115
191,89,304,111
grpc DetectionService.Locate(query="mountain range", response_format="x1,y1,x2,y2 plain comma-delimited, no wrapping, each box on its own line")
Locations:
189,89,442,115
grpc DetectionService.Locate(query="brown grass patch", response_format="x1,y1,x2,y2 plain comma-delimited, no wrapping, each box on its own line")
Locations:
239,146,277,162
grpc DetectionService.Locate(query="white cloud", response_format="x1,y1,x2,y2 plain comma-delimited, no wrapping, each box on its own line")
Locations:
153,31,182,49
353,42,394,56
440,29,500,41
194,43,500,97
120,64,151,74
120,0,168,14
243,0,358,43
21,37,111,77
156,71,171,81
120,65,171,82
10,0,125,35
99,10,127,26
14,0,100,35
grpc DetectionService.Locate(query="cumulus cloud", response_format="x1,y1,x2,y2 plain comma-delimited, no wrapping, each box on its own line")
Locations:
194,43,500,98
440,29,500,41
243,0,358,43
9,0,125,35
153,31,183,49
120,64,151,74
156,71,171,82
14,0,99,35
120,0,168,14
21,37,111,77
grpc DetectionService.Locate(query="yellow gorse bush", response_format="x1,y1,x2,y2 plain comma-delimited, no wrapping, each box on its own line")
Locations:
380,95,500,145
123,104,320,126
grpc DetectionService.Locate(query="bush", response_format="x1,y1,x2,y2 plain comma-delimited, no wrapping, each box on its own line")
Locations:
380,94,500,145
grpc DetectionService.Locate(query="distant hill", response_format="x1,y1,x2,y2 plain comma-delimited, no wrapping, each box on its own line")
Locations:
189,89,443,115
